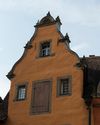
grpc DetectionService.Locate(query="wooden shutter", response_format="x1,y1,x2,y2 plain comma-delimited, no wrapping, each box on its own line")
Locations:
32,81,51,114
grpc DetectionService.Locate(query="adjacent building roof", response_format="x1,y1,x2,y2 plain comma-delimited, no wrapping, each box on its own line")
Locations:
0,97,2,103
86,56,100,88
0,93,9,123
81,56,100,106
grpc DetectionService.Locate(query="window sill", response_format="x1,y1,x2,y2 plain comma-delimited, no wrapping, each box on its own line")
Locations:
30,110,51,116
36,53,55,59
13,98,26,102
57,93,72,97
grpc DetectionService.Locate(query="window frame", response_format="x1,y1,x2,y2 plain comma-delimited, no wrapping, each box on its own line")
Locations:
15,82,28,101
39,40,52,57
57,76,72,97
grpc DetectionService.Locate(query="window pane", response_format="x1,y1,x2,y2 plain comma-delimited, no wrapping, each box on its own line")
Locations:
60,79,69,95
40,42,50,57
17,86,26,100
58,77,71,96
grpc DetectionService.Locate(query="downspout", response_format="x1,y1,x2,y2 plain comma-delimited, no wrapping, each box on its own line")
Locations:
83,62,92,125
88,105,92,125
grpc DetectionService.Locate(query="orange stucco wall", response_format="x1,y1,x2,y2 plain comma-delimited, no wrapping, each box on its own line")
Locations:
6,23,89,125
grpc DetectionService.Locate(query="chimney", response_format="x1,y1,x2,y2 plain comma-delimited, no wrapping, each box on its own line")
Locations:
89,55,95,57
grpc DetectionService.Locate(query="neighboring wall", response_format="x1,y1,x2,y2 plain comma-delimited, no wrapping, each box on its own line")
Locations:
93,98,100,125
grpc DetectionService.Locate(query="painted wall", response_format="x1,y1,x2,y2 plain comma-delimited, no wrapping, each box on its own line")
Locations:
7,23,88,125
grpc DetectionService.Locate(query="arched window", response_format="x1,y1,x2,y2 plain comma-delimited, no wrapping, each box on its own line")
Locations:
97,81,100,97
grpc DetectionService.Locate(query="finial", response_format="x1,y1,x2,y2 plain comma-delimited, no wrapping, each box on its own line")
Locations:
82,55,86,62
83,55,86,58
56,16,60,22
56,16,62,25
65,33,69,39
65,33,71,43
81,55,87,67
36,20,40,25
47,11,51,16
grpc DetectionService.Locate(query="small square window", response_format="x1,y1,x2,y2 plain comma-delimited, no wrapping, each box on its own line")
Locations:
40,42,50,57
57,77,71,96
17,85,26,100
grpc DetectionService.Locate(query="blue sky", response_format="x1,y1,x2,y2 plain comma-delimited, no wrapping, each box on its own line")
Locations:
0,0,100,98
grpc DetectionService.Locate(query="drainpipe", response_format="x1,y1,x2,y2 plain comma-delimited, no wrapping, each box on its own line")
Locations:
82,56,92,125
88,104,92,125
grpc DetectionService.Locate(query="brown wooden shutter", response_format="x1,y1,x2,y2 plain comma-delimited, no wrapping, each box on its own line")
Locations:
32,81,51,114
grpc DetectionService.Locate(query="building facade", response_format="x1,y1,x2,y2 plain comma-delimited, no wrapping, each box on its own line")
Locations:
0,13,100,125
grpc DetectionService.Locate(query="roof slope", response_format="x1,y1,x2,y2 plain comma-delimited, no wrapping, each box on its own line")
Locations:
82,56,100,106
86,56,100,88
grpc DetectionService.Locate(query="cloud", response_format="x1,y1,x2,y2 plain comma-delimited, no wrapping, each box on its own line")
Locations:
71,43,88,51
0,0,100,98
0,79,10,99
0,47,3,52
0,0,100,27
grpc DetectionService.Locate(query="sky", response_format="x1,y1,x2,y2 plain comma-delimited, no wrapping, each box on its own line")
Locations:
0,0,100,99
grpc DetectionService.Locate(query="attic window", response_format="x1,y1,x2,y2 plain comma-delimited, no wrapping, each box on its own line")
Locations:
40,41,50,57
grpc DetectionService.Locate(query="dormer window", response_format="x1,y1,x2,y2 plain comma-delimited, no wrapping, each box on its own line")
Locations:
40,41,51,57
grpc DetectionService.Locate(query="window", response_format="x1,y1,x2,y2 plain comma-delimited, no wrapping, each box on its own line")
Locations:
17,85,26,100
57,77,71,96
31,80,52,114
40,42,50,57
